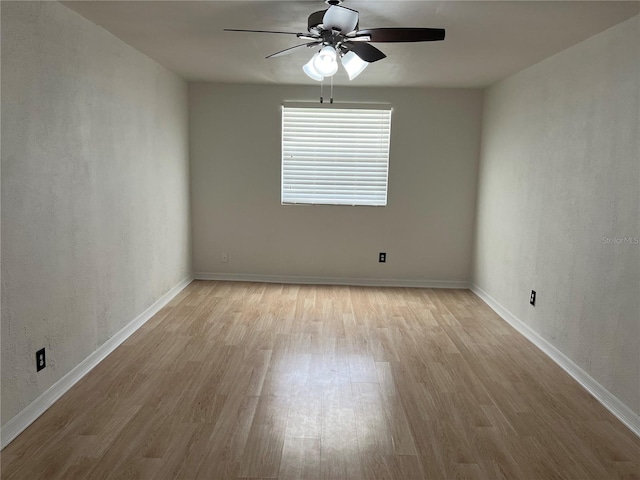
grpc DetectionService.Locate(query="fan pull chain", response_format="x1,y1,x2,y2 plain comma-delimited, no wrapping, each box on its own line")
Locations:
330,76,334,104
318,78,334,104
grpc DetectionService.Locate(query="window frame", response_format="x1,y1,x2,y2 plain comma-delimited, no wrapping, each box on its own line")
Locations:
281,102,393,207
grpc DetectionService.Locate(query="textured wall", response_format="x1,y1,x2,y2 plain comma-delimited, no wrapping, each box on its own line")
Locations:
473,16,639,414
1,2,191,425
190,83,483,283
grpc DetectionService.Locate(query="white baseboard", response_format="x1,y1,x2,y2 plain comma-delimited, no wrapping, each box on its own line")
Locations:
1,275,194,449
471,283,640,438
193,272,469,289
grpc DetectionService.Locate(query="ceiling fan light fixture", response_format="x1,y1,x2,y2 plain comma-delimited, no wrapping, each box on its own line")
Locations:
341,51,368,80
225,5,446,83
312,46,338,77
303,55,324,81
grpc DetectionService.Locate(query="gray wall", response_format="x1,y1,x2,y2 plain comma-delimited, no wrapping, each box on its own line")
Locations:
473,16,639,414
1,2,191,425
190,83,483,284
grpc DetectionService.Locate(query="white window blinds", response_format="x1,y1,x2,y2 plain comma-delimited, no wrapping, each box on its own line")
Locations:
282,104,392,206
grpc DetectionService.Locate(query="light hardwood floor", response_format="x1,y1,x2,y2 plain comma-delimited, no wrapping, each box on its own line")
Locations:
2,281,639,479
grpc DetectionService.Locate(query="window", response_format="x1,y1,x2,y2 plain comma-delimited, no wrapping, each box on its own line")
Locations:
281,104,392,206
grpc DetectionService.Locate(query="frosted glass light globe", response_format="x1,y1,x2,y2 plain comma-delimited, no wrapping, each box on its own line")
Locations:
303,55,324,81
312,46,338,77
341,51,368,80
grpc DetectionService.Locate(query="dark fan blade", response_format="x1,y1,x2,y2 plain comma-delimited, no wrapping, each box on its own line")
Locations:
354,28,445,42
266,42,321,59
343,42,386,63
224,29,304,35
307,10,327,32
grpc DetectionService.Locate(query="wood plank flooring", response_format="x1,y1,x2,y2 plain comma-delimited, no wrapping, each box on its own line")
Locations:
2,281,639,479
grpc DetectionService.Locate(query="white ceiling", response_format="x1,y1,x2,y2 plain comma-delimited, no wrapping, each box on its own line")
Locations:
62,1,639,88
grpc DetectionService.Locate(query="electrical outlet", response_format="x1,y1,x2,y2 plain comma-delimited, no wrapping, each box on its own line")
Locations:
530,290,536,306
221,252,229,263
379,252,386,263
36,348,46,372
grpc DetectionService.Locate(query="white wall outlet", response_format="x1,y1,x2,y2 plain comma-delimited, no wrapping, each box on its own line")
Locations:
221,252,229,263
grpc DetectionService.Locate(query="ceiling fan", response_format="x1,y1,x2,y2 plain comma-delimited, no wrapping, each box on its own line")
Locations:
224,0,445,81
